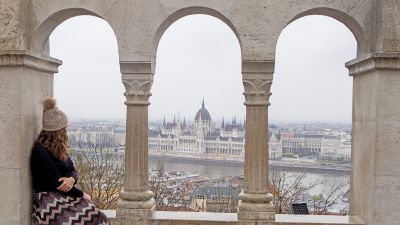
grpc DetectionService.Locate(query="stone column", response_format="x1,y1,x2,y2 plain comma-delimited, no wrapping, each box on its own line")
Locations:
116,61,155,218
0,51,61,225
346,53,400,225
238,60,275,220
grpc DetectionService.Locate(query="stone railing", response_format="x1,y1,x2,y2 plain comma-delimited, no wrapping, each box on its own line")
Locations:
100,210,365,225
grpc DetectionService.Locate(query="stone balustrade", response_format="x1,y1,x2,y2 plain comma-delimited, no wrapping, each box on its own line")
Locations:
32,211,366,225
99,211,365,225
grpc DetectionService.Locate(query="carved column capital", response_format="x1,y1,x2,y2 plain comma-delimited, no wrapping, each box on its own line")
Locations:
242,60,274,106
242,78,272,106
122,76,153,105
120,61,154,105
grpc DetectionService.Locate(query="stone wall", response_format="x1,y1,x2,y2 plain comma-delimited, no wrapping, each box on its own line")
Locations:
0,51,60,225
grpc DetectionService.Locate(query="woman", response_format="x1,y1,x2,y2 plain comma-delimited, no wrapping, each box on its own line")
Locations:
31,97,107,225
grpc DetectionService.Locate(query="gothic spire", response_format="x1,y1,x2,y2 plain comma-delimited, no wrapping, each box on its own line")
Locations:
202,98,205,108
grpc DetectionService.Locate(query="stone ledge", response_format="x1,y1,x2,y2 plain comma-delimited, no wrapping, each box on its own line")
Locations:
274,215,365,225
155,211,238,222
346,52,400,76
242,60,275,75
0,50,62,73
103,210,365,225
120,61,154,74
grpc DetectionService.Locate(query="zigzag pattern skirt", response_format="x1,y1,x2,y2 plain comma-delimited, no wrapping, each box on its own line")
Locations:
33,192,107,225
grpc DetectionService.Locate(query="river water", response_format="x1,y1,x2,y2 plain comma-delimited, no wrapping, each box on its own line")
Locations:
149,157,350,211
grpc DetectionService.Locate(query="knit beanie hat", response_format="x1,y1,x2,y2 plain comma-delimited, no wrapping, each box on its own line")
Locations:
42,97,68,131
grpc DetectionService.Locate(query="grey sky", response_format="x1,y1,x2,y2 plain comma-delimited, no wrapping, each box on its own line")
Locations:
51,15,356,122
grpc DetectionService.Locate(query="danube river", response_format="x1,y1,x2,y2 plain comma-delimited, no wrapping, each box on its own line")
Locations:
149,157,350,200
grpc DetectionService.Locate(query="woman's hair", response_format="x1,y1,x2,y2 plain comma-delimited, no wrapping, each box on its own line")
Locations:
36,127,69,161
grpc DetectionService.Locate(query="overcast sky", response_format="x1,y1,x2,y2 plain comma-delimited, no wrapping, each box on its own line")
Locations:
51,15,356,123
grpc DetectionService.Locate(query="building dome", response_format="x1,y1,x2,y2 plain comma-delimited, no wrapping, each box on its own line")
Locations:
195,99,212,121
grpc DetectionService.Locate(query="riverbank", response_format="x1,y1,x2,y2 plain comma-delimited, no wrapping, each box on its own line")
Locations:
149,154,350,175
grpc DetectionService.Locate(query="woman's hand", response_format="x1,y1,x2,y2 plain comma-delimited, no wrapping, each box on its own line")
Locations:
57,177,75,192
83,192,92,202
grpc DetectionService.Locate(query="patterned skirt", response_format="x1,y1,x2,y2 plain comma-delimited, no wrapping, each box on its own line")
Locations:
33,192,107,225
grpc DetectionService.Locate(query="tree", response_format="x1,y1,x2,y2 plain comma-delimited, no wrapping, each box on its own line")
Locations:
309,179,347,215
269,170,348,215
149,160,191,211
70,147,125,209
269,170,320,214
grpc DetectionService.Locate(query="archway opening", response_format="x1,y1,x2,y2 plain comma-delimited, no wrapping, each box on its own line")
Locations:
49,15,124,209
270,15,357,215
50,16,123,120
149,14,244,212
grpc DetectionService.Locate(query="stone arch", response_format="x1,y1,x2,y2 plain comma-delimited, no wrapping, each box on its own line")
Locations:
152,6,242,59
285,7,367,56
31,8,118,55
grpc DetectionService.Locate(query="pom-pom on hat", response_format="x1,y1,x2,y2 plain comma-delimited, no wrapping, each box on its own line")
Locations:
42,97,68,131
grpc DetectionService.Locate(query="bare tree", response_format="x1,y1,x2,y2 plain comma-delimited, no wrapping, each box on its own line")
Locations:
309,179,347,215
149,160,190,211
149,160,167,204
70,147,124,209
269,170,348,215
269,170,320,214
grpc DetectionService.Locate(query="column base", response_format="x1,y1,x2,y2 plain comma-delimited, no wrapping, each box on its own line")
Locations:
238,211,275,221
109,217,153,225
237,192,275,220
238,211,275,220
116,205,155,218
116,192,155,219
238,201,275,220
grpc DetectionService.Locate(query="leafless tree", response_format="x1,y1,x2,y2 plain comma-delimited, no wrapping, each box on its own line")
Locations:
269,170,348,215
149,160,190,211
309,179,347,215
269,170,320,214
70,147,124,209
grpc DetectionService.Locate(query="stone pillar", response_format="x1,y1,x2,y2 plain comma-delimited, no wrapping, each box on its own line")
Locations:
238,60,275,220
0,51,61,225
116,61,155,219
346,53,400,225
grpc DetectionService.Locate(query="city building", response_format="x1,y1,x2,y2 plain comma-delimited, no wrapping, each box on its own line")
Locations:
269,132,283,159
148,100,283,161
68,126,114,147
320,136,351,162
113,127,126,147
320,136,340,161
338,140,351,162
281,132,323,156
190,184,239,212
